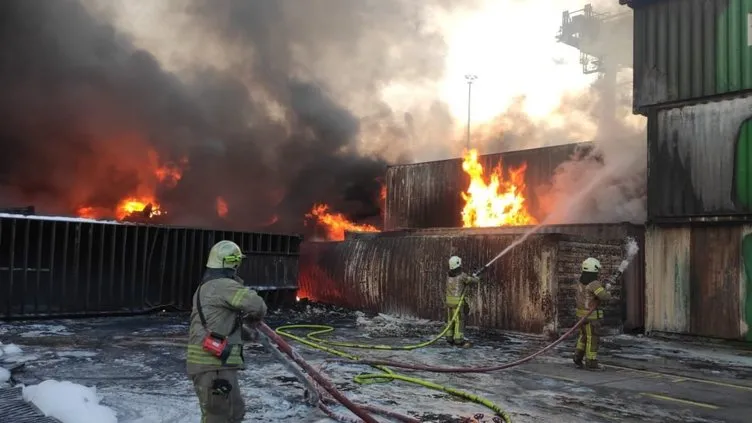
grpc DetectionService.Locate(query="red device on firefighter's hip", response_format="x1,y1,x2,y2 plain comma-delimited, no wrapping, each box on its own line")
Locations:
202,332,230,357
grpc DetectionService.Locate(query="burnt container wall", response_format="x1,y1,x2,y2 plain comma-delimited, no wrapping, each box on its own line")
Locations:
299,229,635,334
632,0,752,112
0,215,302,319
300,232,559,333
648,94,752,220
384,143,590,231
645,222,752,341
555,239,626,335
370,224,645,331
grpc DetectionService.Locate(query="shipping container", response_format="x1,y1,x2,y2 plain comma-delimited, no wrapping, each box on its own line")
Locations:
0,214,302,319
299,224,643,334
645,222,752,341
626,0,752,112
648,94,752,221
384,142,592,231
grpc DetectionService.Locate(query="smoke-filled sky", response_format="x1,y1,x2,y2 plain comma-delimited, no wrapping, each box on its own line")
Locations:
0,0,645,233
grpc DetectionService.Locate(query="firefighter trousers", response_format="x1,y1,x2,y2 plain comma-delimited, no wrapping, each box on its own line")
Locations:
446,302,469,343
191,369,245,423
575,319,601,362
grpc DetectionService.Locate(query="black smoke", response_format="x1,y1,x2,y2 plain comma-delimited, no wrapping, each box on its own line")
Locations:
0,0,467,233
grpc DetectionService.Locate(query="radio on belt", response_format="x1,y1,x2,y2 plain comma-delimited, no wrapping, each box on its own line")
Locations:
203,331,232,361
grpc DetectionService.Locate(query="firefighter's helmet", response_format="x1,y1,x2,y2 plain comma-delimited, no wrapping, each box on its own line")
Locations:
206,240,246,269
448,255,462,271
581,257,601,273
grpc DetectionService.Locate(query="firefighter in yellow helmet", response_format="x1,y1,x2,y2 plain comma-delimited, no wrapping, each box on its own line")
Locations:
186,240,268,423
573,257,614,371
446,255,480,348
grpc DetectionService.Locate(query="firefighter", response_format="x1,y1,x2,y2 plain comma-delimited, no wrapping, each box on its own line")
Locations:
446,255,480,348
573,257,614,371
186,240,268,423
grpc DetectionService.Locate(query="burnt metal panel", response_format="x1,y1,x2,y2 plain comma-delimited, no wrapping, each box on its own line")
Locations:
0,214,302,319
359,223,646,331
645,225,691,333
649,95,752,220
632,0,752,112
384,142,591,231
689,225,743,338
300,224,638,333
300,232,559,333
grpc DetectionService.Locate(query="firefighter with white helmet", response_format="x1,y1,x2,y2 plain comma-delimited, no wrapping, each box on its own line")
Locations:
445,255,480,347
186,240,268,422
573,257,614,371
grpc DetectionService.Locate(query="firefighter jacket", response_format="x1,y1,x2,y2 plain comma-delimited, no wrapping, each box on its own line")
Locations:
186,273,267,376
575,279,611,320
445,272,479,307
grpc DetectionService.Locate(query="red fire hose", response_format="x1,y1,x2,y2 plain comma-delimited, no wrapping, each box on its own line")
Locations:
257,322,380,423
350,307,596,373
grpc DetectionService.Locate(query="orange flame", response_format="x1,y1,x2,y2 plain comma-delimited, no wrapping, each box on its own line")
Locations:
116,197,163,220
306,204,379,241
216,196,228,218
75,149,185,221
460,149,537,227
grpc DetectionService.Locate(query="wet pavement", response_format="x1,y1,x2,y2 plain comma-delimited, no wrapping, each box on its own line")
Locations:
1,302,751,423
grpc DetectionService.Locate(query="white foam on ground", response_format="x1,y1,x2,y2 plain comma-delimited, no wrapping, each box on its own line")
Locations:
56,351,99,358
18,324,74,337
0,367,10,384
22,380,118,423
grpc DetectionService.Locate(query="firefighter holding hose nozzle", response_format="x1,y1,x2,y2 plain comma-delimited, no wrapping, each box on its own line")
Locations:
446,255,480,348
186,240,268,423
573,257,618,371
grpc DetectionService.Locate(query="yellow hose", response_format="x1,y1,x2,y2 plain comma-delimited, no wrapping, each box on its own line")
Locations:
275,292,513,423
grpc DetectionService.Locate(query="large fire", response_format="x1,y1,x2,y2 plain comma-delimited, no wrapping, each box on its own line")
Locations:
75,149,187,221
460,149,537,227
306,203,380,241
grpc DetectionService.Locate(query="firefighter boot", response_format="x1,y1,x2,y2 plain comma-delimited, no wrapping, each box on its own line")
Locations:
585,359,605,371
573,350,584,368
459,340,472,348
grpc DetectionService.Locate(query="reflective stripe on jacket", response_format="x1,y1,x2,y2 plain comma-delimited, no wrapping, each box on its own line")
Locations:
574,279,611,321
445,272,479,306
186,277,267,375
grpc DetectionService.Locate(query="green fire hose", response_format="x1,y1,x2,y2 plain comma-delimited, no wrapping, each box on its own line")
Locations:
275,290,514,423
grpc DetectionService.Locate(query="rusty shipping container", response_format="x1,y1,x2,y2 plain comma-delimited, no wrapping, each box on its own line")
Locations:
645,222,752,341
384,142,592,231
0,214,302,319
648,94,752,221
624,0,752,112
299,224,644,334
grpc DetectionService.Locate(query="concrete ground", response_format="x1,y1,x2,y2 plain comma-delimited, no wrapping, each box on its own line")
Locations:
1,302,751,423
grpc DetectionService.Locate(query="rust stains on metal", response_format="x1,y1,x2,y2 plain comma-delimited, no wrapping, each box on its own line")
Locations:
384,143,591,231
689,225,742,339
645,226,691,334
300,224,640,334
646,223,750,340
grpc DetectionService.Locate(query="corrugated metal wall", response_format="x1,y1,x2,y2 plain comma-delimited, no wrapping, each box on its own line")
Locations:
384,143,591,230
632,0,752,112
0,214,302,319
299,224,641,333
374,223,645,330
648,94,752,220
645,223,751,340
